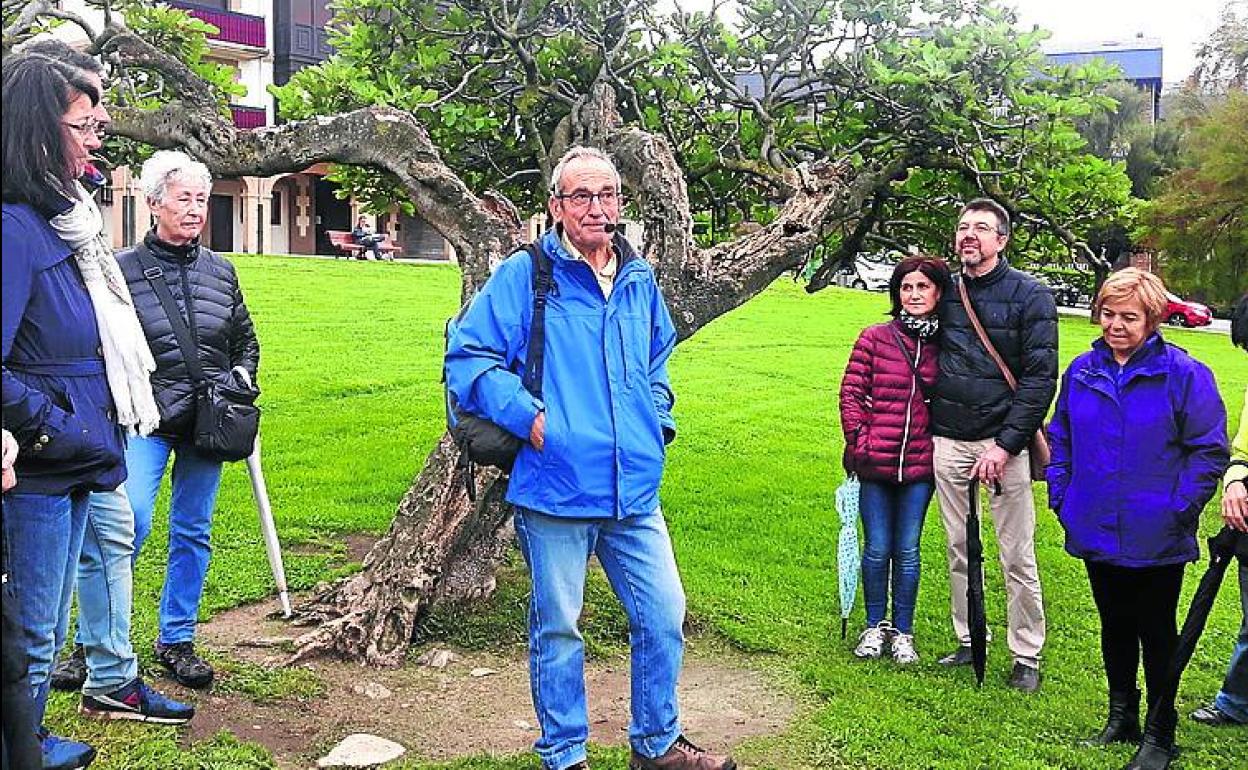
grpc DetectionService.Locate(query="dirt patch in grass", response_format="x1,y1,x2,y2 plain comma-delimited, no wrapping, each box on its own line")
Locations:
187,590,796,768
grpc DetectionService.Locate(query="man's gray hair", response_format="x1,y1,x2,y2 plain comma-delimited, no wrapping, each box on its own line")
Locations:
139,150,213,204
959,197,1011,236
549,146,621,195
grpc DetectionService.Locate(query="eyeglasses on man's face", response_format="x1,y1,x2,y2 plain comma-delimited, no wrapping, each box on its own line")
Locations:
63,117,109,138
555,190,623,209
956,222,1001,236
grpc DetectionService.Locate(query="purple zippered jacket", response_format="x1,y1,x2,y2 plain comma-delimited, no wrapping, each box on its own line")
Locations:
1046,333,1229,567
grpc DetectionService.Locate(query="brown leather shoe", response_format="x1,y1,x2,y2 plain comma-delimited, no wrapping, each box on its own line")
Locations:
630,735,736,770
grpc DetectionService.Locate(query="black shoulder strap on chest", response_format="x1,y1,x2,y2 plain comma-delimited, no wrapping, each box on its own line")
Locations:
133,243,207,388
521,241,553,399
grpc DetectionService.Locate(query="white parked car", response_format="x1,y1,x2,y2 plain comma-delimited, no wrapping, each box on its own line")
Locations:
835,251,899,291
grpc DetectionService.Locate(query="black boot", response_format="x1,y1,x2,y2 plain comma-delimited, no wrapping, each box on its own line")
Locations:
1122,735,1177,770
1122,705,1178,770
1084,689,1142,745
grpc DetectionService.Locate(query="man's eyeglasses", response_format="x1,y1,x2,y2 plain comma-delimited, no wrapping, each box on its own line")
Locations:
956,222,1001,236
555,190,622,209
63,118,109,138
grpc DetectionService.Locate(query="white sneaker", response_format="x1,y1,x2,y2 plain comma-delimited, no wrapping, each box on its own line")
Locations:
853,621,893,659
891,632,919,664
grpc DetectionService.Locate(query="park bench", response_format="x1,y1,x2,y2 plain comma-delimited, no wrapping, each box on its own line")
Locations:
326,229,402,260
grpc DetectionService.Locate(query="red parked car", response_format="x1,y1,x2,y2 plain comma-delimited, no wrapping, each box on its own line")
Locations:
1164,293,1213,328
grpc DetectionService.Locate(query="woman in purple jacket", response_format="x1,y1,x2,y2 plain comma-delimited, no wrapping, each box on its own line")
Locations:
839,255,950,663
1047,268,1228,769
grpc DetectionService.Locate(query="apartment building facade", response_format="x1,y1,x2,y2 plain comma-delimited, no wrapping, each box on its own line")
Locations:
51,0,453,260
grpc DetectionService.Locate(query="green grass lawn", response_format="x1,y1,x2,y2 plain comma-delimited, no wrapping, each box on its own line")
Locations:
49,255,1247,769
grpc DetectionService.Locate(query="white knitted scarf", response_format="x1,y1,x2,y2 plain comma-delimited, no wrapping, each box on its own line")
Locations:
49,183,161,436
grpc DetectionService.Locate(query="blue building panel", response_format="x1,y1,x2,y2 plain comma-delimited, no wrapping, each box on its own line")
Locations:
1046,47,1163,81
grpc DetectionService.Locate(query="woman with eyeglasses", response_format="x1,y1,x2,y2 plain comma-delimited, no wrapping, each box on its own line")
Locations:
2,49,146,770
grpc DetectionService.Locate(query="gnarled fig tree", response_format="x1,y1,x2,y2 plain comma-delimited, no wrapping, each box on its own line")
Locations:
4,0,1132,665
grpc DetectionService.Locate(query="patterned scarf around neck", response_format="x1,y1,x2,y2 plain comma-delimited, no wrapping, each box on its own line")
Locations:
899,309,940,340
49,183,161,436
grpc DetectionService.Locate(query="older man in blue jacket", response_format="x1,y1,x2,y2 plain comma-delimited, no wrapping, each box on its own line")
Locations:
445,147,734,770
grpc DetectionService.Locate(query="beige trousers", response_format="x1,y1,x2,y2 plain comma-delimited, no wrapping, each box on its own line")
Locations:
933,436,1046,667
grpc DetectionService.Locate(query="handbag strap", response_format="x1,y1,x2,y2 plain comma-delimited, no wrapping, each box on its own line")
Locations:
957,276,1018,393
133,243,208,388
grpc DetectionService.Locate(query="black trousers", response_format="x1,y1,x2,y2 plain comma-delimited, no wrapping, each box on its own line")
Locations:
2,517,40,770
1086,560,1184,728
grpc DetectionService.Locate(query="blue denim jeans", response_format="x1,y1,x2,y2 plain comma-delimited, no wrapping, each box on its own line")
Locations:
126,435,223,644
2,491,90,725
514,508,686,770
1214,560,1248,722
859,480,934,634
73,487,139,695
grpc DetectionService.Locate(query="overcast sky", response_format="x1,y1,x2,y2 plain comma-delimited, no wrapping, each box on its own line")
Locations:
1007,0,1228,84
663,0,1232,85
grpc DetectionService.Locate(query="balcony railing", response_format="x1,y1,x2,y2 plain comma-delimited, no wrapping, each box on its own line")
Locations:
168,2,266,49
231,105,267,129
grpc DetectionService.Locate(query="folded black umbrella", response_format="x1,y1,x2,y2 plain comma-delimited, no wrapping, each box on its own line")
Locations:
1143,526,1248,734
967,479,988,687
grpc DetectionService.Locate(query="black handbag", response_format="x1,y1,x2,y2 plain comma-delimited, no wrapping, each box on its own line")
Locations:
135,244,260,462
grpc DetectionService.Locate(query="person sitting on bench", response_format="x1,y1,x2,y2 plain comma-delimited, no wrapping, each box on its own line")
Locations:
351,215,386,260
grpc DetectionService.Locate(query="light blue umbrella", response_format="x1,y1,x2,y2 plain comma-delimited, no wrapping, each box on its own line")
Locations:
835,474,862,639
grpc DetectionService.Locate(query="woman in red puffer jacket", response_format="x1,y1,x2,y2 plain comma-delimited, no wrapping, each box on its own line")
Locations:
839,255,950,664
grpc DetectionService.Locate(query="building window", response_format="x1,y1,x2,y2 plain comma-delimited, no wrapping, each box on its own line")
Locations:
271,191,282,225
96,183,114,206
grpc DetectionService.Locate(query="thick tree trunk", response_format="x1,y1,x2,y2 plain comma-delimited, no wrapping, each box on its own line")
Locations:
5,21,901,666
287,89,880,665
288,437,513,666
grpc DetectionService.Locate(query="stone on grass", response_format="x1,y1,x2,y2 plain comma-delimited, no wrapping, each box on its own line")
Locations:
316,733,406,767
415,648,458,669
469,667,497,678
351,681,392,700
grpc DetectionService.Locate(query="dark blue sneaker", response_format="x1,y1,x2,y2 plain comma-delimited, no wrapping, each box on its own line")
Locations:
38,728,96,770
80,677,195,724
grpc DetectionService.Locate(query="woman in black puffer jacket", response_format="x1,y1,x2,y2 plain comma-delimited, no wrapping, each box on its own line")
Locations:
113,150,259,689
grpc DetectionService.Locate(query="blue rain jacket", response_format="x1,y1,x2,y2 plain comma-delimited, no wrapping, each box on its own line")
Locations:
445,229,677,519
1046,333,1228,566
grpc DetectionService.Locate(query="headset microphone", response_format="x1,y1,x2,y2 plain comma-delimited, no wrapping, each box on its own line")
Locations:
602,222,617,233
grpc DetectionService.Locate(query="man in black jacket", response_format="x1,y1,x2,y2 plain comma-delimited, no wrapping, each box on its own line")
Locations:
931,198,1057,693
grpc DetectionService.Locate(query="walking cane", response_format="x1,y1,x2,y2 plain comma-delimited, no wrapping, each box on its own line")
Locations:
245,433,292,618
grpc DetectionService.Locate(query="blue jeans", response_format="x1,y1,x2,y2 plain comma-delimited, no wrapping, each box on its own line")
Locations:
514,508,686,770
1214,560,1248,722
859,480,934,634
126,435,223,644
74,487,139,694
2,491,89,725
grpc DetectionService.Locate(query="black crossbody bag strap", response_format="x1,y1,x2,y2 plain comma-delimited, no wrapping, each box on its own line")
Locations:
133,243,207,388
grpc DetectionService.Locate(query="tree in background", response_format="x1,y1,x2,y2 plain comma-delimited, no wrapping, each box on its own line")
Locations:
3,0,1134,665
1191,0,1248,93
1129,1,1248,310
1142,91,1247,310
